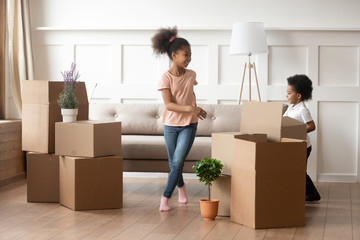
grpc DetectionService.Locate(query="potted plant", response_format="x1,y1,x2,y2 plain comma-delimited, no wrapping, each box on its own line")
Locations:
193,157,223,220
58,63,80,122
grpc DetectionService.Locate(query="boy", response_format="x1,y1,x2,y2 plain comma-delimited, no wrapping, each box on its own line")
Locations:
284,74,321,201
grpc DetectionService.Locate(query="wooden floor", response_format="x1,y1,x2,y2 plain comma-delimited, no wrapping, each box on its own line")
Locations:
0,178,358,240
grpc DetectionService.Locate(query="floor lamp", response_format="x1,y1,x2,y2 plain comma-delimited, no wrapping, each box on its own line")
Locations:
229,22,268,104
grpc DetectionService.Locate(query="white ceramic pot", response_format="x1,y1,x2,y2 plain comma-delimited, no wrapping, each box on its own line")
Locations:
61,108,78,123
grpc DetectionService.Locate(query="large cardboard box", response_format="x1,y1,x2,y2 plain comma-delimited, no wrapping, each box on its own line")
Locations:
22,80,89,153
211,175,231,216
55,121,121,158
240,101,306,142
230,137,307,229
59,156,123,211
212,133,267,175
27,152,59,202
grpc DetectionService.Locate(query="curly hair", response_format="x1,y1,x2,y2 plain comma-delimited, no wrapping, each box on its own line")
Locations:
287,74,313,101
151,26,190,60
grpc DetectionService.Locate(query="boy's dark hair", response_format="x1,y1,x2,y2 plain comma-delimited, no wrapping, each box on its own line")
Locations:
151,26,190,60
287,74,313,101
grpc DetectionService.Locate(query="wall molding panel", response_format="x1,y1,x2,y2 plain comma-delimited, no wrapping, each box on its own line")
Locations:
31,29,360,182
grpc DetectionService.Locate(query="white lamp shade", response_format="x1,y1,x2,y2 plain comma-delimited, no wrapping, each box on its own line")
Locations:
229,22,268,55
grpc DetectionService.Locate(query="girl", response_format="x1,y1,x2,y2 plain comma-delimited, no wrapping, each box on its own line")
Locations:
152,27,207,211
284,74,321,201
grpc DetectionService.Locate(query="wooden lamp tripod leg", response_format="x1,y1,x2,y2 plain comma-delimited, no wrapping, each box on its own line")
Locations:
249,63,252,101
252,63,261,102
238,62,247,104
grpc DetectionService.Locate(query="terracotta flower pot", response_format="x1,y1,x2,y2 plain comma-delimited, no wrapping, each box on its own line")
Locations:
199,199,219,220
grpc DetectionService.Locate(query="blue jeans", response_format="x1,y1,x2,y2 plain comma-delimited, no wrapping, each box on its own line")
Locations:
163,122,198,198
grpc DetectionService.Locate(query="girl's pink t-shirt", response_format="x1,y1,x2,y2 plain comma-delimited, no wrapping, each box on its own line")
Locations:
158,69,198,126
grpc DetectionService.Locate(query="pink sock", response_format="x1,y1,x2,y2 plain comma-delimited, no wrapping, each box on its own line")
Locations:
178,184,188,204
159,196,170,212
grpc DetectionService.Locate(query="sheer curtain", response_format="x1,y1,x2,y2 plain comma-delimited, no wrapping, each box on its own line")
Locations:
7,0,34,115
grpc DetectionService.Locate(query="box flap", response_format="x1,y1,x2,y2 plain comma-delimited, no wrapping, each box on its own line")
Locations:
76,82,89,105
240,102,284,141
212,132,244,137
281,117,307,141
22,80,89,105
282,116,304,127
234,134,267,143
281,138,306,143
22,80,61,104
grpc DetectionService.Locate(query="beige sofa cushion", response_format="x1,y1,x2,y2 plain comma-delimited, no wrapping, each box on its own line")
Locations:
89,103,164,135
89,103,241,136
197,104,242,136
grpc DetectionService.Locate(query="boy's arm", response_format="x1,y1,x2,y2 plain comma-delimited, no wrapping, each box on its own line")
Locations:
306,120,316,133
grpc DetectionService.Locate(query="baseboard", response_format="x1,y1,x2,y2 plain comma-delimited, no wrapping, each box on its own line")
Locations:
123,172,197,179
0,172,26,187
317,173,357,183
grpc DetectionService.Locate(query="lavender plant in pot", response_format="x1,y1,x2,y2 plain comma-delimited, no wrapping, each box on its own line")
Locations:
193,157,223,221
58,63,80,122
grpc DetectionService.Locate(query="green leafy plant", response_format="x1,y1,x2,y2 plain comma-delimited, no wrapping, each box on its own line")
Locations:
58,63,80,109
193,158,223,201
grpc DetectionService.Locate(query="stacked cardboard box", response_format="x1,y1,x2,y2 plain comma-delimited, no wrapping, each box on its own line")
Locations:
22,81,89,203
22,80,89,153
55,121,121,157
55,120,122,211
59,155,123,210
231,137,306,229
22,80,123,210
27,152,59,202
211,102,307,229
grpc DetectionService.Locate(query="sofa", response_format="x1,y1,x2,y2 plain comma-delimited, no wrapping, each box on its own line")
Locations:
89,103,242,173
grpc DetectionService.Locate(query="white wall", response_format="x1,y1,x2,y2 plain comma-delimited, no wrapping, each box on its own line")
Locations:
30,0,360,30
18,0,360,182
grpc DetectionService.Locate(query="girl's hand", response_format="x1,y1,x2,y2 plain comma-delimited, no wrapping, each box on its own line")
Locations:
193,107,207,120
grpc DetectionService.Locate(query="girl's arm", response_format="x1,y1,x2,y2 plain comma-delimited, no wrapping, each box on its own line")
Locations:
306,120,316,133
161,89,207,119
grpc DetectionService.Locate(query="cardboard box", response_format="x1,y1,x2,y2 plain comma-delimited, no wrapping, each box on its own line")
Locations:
240,101,306,142
27,152,59,202
55,121,121,158
211,175,231,216
230,137,307,229
59,156,123,211
212,132,267,175
0,120,25,187
22,80,89,153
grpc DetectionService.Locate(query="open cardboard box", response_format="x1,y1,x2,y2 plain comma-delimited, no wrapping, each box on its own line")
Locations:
22,80,89,153
209,102,307,228
212,102,306,176
211,102,307,222
240,101,306,142
230,136,307,229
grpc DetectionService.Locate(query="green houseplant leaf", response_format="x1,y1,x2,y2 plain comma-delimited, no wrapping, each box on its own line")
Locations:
193,158,223,201
58,63,80,109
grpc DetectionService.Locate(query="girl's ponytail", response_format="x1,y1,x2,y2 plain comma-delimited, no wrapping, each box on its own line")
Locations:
151,26,190,60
